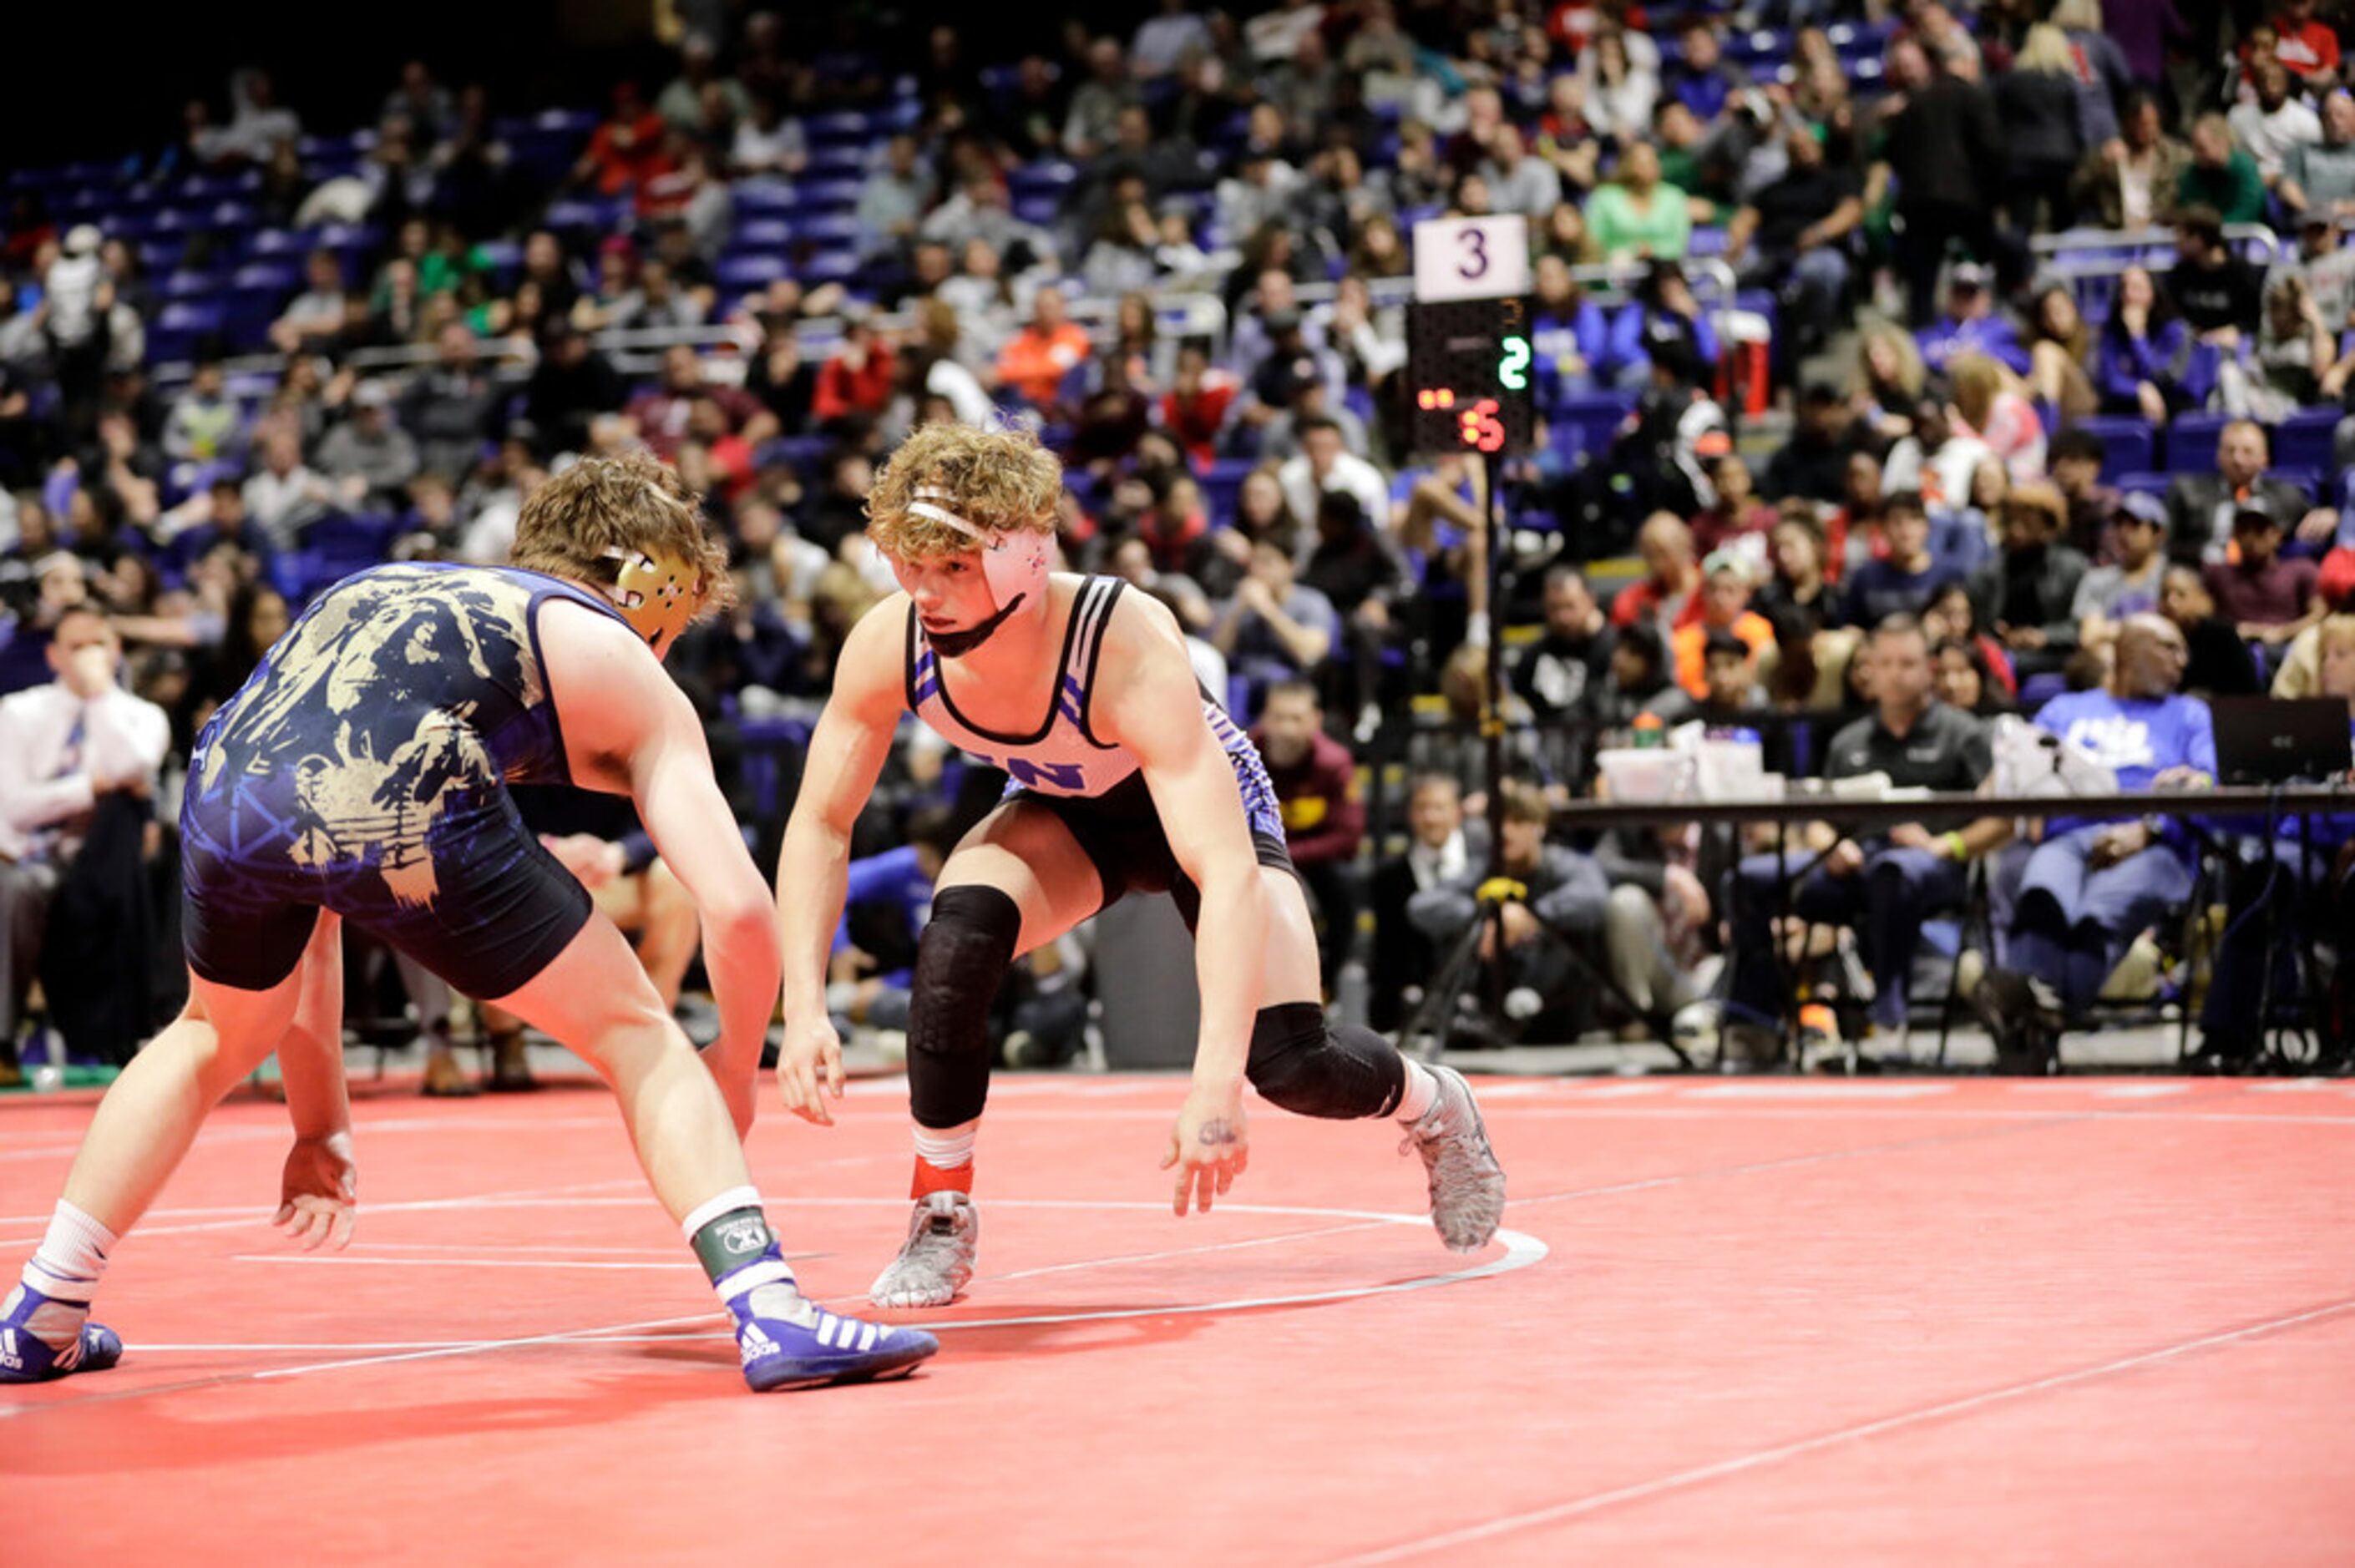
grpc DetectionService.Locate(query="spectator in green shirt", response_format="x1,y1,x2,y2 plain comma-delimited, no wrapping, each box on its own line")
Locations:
2177,113,2269,225
1586,141,1693,265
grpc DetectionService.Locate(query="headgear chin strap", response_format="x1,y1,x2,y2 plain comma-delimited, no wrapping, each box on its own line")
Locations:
600,547,704,658
906,487,1051,614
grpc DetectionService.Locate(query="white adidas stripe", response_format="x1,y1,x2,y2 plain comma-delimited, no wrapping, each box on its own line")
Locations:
858,1323,879,1352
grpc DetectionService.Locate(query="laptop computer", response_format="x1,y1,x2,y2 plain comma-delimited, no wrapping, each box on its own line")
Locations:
2210,697,2352,785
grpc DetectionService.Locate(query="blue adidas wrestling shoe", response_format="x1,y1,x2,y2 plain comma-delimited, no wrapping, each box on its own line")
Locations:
730,1288,938,1393
0,1282,123,1384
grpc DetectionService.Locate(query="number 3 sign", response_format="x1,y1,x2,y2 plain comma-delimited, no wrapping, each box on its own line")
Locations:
1412,215,1531,303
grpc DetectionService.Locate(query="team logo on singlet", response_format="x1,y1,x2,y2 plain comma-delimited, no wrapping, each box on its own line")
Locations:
194,567,544,908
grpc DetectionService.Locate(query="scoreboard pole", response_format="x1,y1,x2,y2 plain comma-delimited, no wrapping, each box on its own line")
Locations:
1406,218,1533,873
1408,216,1535,1039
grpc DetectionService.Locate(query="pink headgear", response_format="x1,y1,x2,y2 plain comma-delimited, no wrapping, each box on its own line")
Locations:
906,485,1051,611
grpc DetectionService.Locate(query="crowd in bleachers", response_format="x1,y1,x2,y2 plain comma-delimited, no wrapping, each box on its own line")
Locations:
5,0,2355,1080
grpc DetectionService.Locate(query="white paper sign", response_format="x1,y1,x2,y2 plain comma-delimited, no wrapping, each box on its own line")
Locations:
1412,215,1531,302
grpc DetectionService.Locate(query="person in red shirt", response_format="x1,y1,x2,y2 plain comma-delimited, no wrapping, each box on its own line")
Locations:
572,83,674,197
1160,342,1238,470
1252,679,1365,998
995,286,1094,412
2271,0,2342,89
1610,511,1702,629
812,317,898,427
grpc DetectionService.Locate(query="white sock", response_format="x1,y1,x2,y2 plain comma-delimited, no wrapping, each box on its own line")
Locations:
1395,1060,1441,1125
14,1201,114,1352
24,1200,114,1305
914,1119,979,1172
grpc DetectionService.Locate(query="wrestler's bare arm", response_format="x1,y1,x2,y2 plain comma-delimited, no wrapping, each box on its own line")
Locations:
772,597,910,1121
1094,594,1264,1212
540,604,781,1122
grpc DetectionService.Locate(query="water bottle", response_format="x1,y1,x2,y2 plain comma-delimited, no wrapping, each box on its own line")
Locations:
1632,711,1664,750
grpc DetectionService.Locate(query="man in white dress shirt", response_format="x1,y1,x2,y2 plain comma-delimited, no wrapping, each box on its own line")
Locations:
0,607,170,1076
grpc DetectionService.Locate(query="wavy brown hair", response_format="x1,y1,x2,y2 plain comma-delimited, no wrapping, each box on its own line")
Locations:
509,450,735,617
866,420,1066,563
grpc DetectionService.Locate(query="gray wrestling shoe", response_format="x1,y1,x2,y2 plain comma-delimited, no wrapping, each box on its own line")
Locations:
1400,1065,1507,1253
869,1191,979,1309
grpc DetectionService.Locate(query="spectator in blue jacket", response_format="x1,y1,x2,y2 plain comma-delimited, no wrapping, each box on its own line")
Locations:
1974,615,2216,1065
2094,264,2199,420
1915,263,2030,376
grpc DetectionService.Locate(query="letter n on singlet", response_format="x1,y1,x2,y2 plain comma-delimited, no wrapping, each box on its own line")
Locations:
1007,758,1087,792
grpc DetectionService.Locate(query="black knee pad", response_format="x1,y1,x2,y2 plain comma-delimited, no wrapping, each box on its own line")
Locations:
906,884,1021,1128
1245,1001,1405,1120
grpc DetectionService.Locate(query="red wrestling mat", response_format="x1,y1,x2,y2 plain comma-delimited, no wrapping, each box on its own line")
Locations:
3,1073,2353,1565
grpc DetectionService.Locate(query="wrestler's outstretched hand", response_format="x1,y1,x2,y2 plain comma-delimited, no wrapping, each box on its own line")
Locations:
1162,1083,1249,1217
274,1130,357,1251
777,1014,846,1126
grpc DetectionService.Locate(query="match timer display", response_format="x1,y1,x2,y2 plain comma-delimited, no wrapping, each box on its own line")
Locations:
1408,296,1535,457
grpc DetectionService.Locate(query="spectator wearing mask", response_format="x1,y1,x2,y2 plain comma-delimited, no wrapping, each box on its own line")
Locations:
1252,680,1365,995
1720,615,2000,1050
1974,615,2213,1066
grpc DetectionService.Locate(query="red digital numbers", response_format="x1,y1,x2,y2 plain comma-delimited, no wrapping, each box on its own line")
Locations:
1456,397,1505,453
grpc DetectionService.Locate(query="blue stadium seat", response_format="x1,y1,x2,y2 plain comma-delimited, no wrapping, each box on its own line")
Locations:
2071,415,2155,481
790,180,864,214
733,180,798,216
160,268,224,300
717,253,790,291
2113,470,2172,501
542,199,620,234
730,218,794,250
806,145,869,179
150,301,226,363
2166,412,2231,471
794,212,863,245
2275,407,2340,473
798,250,862,284
245,227,320,259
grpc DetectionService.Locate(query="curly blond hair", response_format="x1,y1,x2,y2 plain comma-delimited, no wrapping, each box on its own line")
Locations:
510,450,736,617
866,421,1066,562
